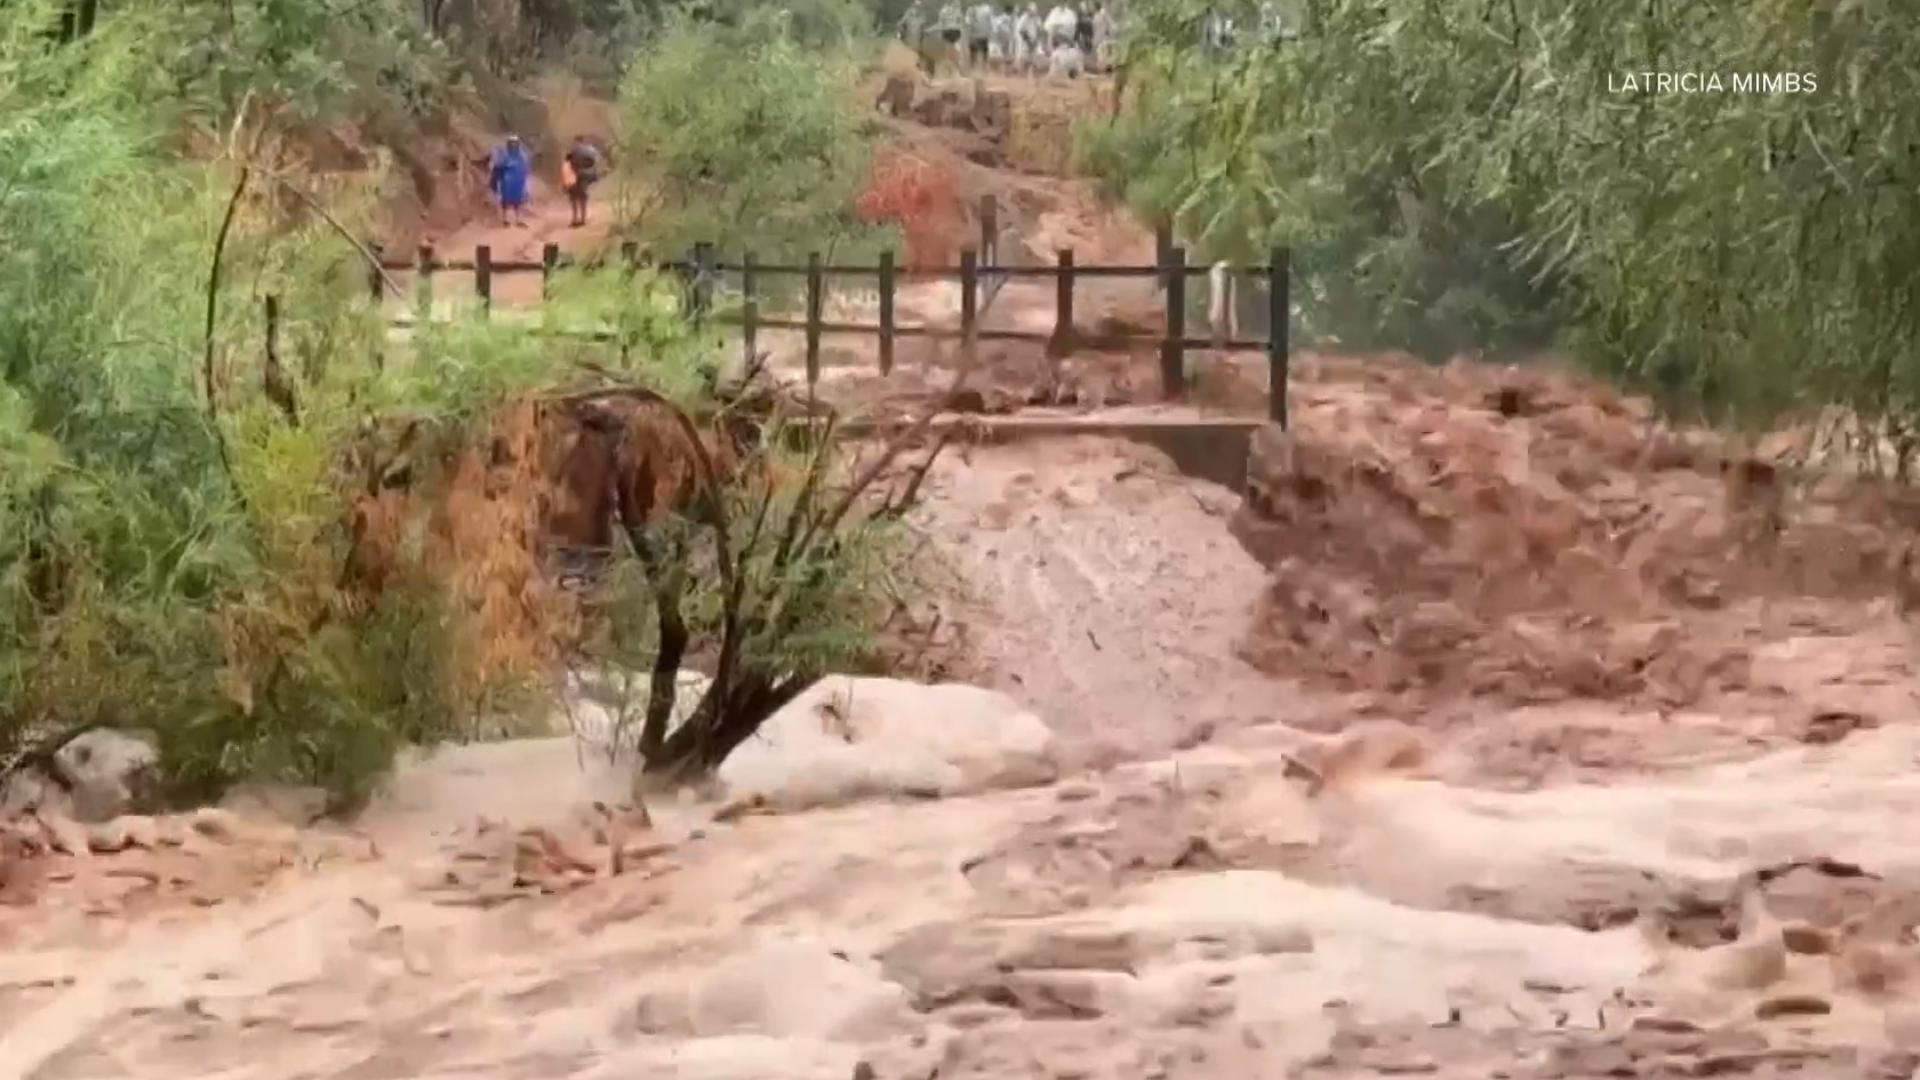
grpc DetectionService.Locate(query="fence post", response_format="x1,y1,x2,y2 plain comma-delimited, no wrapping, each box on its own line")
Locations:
741,252,758,375
1154,223,1173,293
805,252,823,396
415,242,435,317
1162,244,1186,400
1049,249,1075,359
960,248,978,351
475,244,492,316
979,195,997,266
878,250,896,375
693,240,715,319
677,244,695,318
541,242,559,300
368,243,385,301
1269,246,1290,429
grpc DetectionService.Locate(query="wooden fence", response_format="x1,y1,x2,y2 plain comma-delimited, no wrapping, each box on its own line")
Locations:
368,203,1293,427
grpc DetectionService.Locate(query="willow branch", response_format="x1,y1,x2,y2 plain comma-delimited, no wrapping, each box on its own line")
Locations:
203,164,250,500
267,173,405,297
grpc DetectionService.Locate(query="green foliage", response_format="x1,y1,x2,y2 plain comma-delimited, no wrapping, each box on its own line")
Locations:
1083,0,1920,423
4,0,915,804
124,0,460,129
614,16,892,278
1,5,239,764
0,3,691,806
679,0,878,50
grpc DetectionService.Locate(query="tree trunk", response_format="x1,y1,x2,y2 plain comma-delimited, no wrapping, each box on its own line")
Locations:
644,671,809,780
639,575,689,760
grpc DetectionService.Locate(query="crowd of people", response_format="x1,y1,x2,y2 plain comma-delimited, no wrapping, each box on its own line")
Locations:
899,2,1296,79
1202,4,1297,49
901,0,1121,78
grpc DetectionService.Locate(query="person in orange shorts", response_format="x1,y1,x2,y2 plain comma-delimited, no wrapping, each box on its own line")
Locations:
562,136,602,228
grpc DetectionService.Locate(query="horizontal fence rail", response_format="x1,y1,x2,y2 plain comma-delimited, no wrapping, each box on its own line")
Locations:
370,199,1293,427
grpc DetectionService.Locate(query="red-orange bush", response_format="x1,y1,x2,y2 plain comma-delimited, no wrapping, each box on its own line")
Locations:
855,149,967,270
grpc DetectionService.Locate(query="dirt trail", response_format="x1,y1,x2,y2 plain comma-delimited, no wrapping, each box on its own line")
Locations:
385,177,618,311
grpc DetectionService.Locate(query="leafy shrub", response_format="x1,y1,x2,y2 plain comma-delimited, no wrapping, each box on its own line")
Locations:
613,15,895,281
0,4,617,804
1080,0,1920,425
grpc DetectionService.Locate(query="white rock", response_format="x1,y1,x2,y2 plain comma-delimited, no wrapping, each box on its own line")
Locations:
52,729,159,823
717,677,1057,810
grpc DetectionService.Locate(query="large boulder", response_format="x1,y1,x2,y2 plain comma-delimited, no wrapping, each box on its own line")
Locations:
51,728,160,822
717,676,1057,810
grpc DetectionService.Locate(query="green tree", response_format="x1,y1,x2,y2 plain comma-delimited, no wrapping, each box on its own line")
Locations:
1083,0,1920,428
614,15,890,273
3,0,916,805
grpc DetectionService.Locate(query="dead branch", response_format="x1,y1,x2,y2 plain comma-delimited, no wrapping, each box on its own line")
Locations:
266,172,405,300
804,339,981,551
876,426,959,520
545,381,736,617
203,163,250,500
262,294,299,427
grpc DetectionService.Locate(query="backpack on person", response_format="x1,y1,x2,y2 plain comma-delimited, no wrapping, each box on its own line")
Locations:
567,143,601,187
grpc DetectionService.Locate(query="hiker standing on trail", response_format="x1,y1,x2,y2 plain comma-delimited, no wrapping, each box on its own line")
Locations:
937,2,964,69
1204,11,1237,49
1014,4,1042,73
901,4,939,75
562,136,601,228
968,0,995,69
1044,1,1076,49
990,5,1015,69
489,134,532,229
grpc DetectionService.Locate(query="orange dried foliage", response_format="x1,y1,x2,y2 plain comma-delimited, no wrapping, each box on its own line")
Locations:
337,401,577,696
423,400,578,683
339,395,723,695
855,148,968,270
544,397,712,547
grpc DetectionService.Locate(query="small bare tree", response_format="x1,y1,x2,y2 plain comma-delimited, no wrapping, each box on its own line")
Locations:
563,370,961,781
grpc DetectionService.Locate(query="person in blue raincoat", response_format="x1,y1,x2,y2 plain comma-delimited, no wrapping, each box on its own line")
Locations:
489,134,532,228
